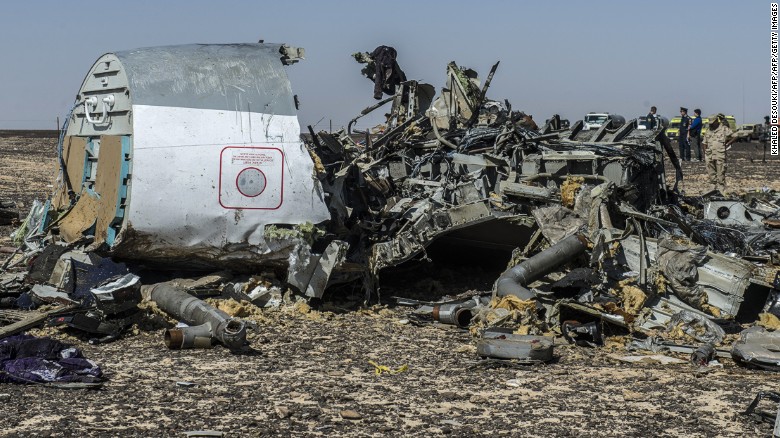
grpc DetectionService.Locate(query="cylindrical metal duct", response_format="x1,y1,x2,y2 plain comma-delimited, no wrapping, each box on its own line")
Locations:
496,233,589,299
147,282,247,350
432,303,474,328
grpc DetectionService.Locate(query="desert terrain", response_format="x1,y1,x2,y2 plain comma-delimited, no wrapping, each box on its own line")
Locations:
1,131,780,437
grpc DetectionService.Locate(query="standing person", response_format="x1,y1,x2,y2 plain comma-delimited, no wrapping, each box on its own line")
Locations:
647,106,657,129
702,113,735,193
678,107,692,161
688,109,703,161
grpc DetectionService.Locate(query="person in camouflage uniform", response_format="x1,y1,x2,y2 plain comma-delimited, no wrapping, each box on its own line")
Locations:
702,113,735,193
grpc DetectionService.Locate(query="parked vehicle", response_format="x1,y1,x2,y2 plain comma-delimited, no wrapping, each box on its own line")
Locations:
666,117,682,141
734,124,755,142
583,112,625,130
734,123,762,141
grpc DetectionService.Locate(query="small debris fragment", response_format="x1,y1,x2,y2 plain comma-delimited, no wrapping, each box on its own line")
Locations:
367,360,408,375
340,410,362,420
505,379,521,387
275,406,291,419
608,354,687,365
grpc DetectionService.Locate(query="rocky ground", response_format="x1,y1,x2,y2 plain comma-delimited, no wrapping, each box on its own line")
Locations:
1,131,780,437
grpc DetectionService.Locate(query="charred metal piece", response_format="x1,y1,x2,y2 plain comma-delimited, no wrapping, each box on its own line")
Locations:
476,328,554,362
348,96,394,134
561,320,602,347
145,282,247,350
691,343,716,366
743,391,780,437
91,274,142,314
496,234,589,300
704,201,765,228
48,273,142,343
732,327,780,371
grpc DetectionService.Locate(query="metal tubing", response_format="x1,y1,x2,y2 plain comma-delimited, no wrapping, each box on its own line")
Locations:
348,96,393,134
496,234,589,300
432,302,475,328
147,282,247,350
165,323,213,349
431,118,458,150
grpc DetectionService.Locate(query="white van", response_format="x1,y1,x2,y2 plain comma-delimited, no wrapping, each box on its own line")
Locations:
583,112,626,130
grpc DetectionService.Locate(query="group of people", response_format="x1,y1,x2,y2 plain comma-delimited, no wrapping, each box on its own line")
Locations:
646,106,734,193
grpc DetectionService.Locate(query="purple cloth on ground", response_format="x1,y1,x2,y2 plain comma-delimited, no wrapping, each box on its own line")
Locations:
0,334,103,384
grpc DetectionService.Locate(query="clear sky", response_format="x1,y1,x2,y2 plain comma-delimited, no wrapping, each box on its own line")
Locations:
0,0,771,131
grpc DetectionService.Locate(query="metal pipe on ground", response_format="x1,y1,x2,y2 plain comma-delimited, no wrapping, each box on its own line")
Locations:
432,302,476,328
496,233,589,300
144,282,247,350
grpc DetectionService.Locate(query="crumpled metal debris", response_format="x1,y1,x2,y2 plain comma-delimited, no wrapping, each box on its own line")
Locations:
665,311,725,344
476,328,554,362
49,273,143,344
743,390,780,437
10,199,48,251
562,320,602,347
531,206,586,245
655,237,709,311
732,327,780,370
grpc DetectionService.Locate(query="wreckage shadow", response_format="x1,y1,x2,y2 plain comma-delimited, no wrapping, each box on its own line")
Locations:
228,345,263,356
377,239,512,304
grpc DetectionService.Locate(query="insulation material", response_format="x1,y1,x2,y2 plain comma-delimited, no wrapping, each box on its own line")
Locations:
469,295,543,336
732,327,780,370
93,136,124,243
560,176,584,209
616,283,647,315
58,136,124,244
58,191,100,242
759,313,780,331
665,310,725,345
52,136,87,210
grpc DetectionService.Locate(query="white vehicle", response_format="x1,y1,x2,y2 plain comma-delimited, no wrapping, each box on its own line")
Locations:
583,112,626,130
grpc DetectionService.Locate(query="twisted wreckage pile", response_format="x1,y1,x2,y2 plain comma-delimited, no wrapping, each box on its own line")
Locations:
2,43,780,388
305,52,780,370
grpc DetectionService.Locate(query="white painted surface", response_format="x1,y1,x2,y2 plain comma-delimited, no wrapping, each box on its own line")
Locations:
122,104,329,253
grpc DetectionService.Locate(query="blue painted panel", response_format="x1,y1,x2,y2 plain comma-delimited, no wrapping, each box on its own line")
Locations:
105,136,131,246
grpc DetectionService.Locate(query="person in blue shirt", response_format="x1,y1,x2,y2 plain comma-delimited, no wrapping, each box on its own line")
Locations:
688,109,703,161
